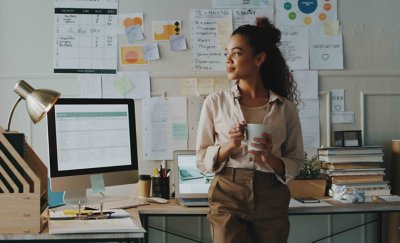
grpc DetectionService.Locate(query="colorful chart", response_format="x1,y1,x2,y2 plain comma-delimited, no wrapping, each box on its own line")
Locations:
276,0,337,26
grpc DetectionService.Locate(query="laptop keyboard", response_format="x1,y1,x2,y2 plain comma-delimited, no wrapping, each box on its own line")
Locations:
182,198,208,203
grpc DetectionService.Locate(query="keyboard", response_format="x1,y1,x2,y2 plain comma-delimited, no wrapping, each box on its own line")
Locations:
86,197,148,210
182,198,208,203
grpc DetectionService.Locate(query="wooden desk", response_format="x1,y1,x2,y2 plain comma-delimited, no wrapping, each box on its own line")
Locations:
136,198,400,243
1,199,399,242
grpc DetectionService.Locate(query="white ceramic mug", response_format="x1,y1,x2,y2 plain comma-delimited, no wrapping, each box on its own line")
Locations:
246,124,269,151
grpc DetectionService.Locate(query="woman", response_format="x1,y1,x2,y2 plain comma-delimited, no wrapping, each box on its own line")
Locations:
196,17,304,243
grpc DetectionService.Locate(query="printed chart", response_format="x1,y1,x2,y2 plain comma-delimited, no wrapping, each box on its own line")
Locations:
54,0,118,74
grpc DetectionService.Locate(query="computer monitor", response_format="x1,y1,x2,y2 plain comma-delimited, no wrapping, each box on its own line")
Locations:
47,98,139,204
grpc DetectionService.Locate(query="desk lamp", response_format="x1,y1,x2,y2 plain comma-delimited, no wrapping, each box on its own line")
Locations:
0,80,60,234
6,80,60,132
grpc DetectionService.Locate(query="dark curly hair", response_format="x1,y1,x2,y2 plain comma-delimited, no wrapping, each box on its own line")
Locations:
232,17,300,105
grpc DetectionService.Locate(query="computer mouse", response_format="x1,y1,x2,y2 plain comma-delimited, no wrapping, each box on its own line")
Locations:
146,197,168,204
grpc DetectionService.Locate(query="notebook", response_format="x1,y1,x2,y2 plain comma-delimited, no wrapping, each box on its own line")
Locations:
174,150,214,207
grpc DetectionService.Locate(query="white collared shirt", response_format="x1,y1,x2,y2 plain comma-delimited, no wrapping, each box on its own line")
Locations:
196,84,304,184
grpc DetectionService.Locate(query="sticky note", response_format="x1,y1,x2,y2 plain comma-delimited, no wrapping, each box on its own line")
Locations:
169,35,187,51
172,123,188,140
125,25,144,43
323,20,339,36
48,179,65,208
113,75,134,94
143,43,160,61
90,174,105,193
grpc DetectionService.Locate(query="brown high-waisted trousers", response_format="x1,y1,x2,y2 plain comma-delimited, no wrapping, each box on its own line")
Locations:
208,167,291,243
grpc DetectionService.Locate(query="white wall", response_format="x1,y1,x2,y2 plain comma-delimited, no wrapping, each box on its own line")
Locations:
1,0,400,242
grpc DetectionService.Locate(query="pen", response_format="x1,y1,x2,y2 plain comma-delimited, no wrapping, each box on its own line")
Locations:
78,200,81,219
100,200,103,217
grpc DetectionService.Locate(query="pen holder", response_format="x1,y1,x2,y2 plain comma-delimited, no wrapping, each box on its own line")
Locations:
151,177,170,199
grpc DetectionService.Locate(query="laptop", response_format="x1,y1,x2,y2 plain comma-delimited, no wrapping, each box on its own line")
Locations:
173,150,214,207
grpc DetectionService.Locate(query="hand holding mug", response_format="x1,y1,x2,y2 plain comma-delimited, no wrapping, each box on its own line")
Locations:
228,121,247,150
246,124,272,152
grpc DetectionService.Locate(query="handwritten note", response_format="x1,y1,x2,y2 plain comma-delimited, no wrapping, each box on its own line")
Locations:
190,9,232,71
232,8,274,30
143,97,188,160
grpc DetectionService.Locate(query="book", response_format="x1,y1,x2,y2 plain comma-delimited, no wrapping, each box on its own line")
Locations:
318,146,383,155
327,174,385,184
330,181,390,188
318,154,383,163
321,162,382,170
329,188,391,197
321,168,385,176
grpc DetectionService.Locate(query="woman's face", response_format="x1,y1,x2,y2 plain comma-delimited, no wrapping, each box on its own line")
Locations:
225,34,264,81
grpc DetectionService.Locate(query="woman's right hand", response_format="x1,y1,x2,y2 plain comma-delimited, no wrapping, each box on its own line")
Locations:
228,122,247,150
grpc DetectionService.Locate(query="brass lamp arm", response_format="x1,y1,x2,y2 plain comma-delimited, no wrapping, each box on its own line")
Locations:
6,97,23,132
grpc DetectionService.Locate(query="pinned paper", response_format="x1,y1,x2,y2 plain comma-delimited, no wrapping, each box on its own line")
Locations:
78,75,102,98
216,14,233,50
214,78,230,91
324,20,339,36
119,13,144,34
331,111,355,124
113,74,134,94
120,45,149,65
90,174,105,193
125,25,144,43
181,78,198,95
309,26,343,69
152,20,181,41
331,89,344,112
169,35,187,51
172,123,188,140
143,43,160,61
197,78,215,95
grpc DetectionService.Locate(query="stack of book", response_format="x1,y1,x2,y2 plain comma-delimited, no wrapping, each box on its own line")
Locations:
318,146,391,198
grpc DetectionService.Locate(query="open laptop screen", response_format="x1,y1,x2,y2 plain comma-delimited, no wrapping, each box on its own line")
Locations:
174,150,214,198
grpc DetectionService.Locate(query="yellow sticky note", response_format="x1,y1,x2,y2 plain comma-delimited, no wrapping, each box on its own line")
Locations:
113,75,134,95
324,20,339,36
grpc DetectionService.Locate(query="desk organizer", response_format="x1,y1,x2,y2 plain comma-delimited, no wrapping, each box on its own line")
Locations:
0,128,48,233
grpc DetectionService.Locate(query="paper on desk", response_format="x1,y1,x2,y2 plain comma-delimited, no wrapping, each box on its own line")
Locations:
50,208,131,219
289,199,333,207
49,217,144,234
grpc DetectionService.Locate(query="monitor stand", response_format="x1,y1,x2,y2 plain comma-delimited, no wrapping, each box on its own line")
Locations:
62,180,138,206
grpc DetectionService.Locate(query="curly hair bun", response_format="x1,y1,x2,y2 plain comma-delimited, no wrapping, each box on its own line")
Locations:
255,17,281,46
